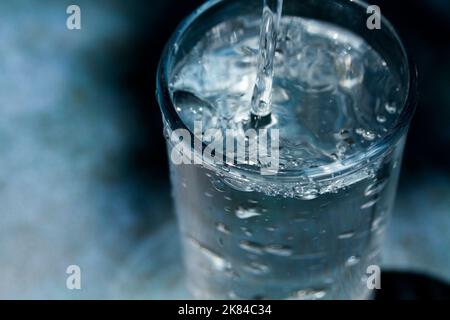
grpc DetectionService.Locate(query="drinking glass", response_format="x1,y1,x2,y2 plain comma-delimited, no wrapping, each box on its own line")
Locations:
157,0,417,300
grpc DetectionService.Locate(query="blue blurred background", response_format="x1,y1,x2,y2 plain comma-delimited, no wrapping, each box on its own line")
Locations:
0,0,449,299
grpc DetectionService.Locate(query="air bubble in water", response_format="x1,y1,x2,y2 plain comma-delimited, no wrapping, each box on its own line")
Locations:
336,128,351,140
356,128,376,141
385,102,397,114
294,186,319,200
376,115,387,123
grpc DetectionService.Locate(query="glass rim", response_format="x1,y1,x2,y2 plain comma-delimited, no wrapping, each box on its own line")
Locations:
156,0,418,181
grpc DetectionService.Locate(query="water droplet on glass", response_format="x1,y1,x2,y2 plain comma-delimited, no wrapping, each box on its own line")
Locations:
364,180,387,197
264,244,293,257
216,222,230,234
243,262,270,275
241,227,253,237
236,206,261,219
345,255,360,267
385,102,397,114
189,237,231,271
239,240,264,255
393,160,399,169
338,231,355,240
371,216,384,232
361,198,378,209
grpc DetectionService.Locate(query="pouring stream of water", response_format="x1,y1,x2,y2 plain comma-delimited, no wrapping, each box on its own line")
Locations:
250,0,283,126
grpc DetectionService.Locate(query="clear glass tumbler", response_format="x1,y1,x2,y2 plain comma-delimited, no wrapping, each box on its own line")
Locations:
157,0,417,300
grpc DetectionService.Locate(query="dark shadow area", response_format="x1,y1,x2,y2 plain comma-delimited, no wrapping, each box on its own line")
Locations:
73,1,204,239
369,0,450,175
376,271,450,300
106,0,203,182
